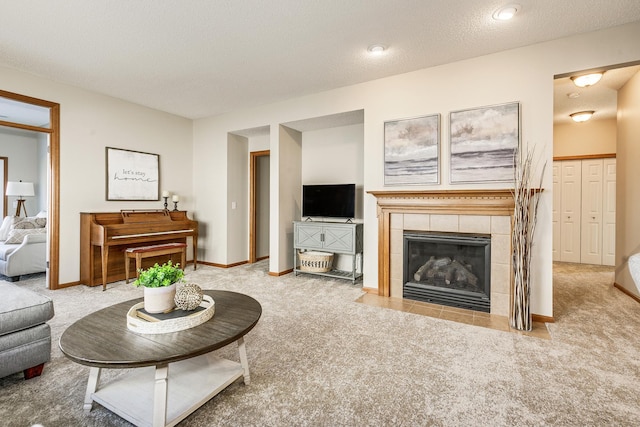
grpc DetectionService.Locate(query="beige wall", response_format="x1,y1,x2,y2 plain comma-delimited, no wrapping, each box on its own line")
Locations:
615,70,640,295
276,126,302,273
301,123,364,219
2,21,640,316
553,119,617,157
0,67,193,284
193,21,640,318
0,128,42,216
227,133,249,264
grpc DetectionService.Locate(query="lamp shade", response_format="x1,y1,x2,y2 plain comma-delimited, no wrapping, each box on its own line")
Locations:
6,181,35,197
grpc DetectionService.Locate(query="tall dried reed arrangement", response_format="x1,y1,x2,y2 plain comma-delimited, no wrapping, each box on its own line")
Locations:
511,146,545,331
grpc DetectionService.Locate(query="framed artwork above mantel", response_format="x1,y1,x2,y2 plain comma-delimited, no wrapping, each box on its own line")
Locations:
384,113,440,185
449,102,520,184
106,147,159,201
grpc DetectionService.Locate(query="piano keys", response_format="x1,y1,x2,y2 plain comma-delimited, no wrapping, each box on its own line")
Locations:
80,210,198,290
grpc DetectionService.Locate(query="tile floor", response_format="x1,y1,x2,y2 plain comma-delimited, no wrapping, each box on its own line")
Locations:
355,293,551,339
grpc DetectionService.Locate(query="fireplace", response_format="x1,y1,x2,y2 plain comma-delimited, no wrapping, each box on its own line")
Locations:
403,231,491,312
368,190,515,317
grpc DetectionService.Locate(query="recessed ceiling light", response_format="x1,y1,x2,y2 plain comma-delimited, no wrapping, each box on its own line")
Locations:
567,92,581,99
367,44,387,55
570,111,595,122
570,72,604,88
493,4,520,20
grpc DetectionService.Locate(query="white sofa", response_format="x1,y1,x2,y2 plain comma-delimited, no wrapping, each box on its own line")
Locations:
0,215,47,281
629,253,640,288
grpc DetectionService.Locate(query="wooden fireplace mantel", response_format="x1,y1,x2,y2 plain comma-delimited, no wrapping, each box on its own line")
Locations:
368,189,516,216
367,189,516,297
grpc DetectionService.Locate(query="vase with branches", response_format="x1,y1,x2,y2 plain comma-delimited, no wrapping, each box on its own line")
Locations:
511,146,546,331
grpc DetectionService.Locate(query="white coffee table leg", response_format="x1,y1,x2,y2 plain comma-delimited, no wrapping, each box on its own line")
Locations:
153,364,169,427
83,367,101,413
237,337,250,385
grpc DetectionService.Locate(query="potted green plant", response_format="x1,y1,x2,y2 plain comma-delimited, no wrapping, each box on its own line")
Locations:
133,261,185,313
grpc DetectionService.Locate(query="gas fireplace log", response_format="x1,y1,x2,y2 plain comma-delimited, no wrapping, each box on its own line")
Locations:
425,257,453,280
415,256,451,281
432,257,452,268
413,256,435,281
413,256,451,282
450,260,479,288
413,256,479,289
454,256,473,272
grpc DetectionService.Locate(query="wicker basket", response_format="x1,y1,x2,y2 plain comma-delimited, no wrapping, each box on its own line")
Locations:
299,251,334,272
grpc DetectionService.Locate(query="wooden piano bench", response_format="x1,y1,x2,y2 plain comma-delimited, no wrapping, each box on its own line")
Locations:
124,243,187,284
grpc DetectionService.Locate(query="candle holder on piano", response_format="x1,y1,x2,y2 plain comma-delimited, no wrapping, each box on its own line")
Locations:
163,196,169,210
173,201,179,211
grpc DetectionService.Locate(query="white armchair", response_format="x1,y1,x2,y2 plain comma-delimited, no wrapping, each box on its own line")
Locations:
629,253,640,288
0,228,47,281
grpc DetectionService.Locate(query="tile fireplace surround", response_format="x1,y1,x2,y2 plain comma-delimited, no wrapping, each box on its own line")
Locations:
368,190,514,317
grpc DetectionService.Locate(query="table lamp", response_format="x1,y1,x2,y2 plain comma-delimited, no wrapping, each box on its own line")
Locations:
6,180,35,217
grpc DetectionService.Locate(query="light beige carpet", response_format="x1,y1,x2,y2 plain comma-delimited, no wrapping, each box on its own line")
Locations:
1,261,639,426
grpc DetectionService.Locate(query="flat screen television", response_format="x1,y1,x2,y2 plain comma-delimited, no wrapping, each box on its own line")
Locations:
302,184,355,219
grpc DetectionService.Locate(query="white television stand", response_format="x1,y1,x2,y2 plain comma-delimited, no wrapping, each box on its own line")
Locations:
293,221,363,284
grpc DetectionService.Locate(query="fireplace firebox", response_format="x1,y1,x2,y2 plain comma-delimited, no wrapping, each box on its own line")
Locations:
403,231,491,312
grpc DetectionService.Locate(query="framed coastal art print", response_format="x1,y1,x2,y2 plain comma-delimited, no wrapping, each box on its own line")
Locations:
106,147,160,201
449,102,519,184
384,113,440,185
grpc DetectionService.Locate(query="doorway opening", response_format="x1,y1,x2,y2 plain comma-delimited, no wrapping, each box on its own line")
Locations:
0,90,60,290
249,150,270,264
552,61,640,317
0,156,7,217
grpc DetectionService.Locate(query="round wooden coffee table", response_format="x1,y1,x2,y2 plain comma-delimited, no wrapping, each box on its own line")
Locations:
59,290,262,427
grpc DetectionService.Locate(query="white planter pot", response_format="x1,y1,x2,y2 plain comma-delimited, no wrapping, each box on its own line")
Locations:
143,283,177,313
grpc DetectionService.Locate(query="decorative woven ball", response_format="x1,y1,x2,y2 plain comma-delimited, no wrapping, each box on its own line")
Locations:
174,283,204,311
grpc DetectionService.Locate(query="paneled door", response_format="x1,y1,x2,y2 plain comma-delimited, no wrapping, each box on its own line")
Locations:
581,159,603,265
602,158,616,266
560,160,582,263
554,158,616,266
552,162,561,261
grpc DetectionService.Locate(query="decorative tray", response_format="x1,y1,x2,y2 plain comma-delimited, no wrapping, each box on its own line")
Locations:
126,295,215,334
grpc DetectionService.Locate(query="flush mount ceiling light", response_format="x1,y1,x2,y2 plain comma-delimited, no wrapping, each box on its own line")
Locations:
570,72,603,87
493,4,520,20
367,44,387,55
570,111,595,122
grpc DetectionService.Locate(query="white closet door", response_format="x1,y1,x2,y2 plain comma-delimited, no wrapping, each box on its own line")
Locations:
560,160,582,263
602,158,616,266
581,159,603,265
552,162,561,261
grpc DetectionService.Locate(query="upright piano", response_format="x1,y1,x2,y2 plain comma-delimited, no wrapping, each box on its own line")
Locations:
80,210,198,289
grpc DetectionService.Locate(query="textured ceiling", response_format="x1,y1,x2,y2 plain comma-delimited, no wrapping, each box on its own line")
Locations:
554,65,640,125
1,1,640,120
